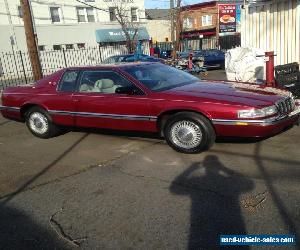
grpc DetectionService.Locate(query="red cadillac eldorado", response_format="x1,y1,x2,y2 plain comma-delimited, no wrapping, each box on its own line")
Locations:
1,63,299,153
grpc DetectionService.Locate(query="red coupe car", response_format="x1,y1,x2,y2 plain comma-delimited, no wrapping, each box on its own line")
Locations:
1,63,299,153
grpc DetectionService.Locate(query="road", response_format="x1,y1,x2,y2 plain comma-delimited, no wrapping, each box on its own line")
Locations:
0,73,300,249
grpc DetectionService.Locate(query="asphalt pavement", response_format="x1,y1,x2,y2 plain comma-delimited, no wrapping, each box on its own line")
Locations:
0,71,300,249
200,69,227,81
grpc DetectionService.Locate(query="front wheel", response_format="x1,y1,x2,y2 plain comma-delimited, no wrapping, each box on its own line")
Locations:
163,112,216,154
25,106,60,139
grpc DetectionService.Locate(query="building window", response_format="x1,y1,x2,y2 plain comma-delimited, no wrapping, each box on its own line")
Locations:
53,45,62,50
77,7,86,22
38,45,45,51
183,18,193,29
109,7,117,21
76,7,95,23
86,7,95,22
77,43,85,49
202,15,212,26
66,44,74,50
131,8,138,22
50,7,61,23
18,6,23,18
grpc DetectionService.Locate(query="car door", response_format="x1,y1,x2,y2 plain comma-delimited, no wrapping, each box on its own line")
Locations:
44,70,79,126
73,69,155,132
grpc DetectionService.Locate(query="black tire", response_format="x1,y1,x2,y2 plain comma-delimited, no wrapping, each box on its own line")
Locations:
163,112,216,154
25,106,60,139
220,62,225,70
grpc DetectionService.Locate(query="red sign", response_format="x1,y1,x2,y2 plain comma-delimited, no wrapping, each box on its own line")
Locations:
219,4,236,33
180,28,216,39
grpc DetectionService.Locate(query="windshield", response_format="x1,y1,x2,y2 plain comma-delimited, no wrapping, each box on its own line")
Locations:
124,64,199,91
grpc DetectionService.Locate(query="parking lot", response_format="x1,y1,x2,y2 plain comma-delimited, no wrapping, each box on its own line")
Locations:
0,71,300,249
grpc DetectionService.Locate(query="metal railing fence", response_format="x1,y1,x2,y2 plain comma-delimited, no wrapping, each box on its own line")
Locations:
0,43,150,89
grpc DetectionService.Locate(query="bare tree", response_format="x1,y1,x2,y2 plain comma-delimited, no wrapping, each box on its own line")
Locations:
76,0,141,53
111,0,140,53
174,1,194,53
174,0,183,53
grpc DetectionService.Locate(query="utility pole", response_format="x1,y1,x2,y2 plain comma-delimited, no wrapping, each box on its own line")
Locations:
170,0,175,43
21,0,42,81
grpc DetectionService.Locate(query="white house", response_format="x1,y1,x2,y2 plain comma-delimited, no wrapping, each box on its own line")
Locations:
0,0,146,52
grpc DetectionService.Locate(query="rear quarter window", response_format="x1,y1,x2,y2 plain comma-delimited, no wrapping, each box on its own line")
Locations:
58,70,79,92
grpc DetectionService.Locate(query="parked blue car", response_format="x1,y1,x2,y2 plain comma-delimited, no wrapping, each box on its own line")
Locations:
102,54,163,64
178,49,225,69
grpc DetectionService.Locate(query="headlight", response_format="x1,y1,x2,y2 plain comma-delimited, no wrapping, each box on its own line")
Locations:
238,105,277,119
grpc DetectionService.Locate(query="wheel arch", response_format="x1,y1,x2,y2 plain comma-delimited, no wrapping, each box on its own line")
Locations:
20,103,49,121
157,109,214,137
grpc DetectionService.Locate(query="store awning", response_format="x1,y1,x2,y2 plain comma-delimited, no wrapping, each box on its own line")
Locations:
180,28,216,39
95,27,150,43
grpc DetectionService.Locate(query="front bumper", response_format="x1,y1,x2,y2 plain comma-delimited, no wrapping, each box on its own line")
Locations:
212,106,300,137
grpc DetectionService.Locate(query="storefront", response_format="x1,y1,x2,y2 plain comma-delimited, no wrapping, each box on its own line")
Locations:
95,27,151,58
180,28,217,51
95,27,150,46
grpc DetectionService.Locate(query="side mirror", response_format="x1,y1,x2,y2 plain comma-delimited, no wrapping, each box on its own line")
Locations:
115,86,136,95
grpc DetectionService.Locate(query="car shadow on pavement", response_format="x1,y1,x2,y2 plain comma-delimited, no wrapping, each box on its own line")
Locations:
216,136,264,144
0,205,68,250
170,155,254,249
216,125,294,144
66,123,294,145
69,127,162,141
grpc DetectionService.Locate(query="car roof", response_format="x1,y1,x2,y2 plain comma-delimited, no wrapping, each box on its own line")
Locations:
110,54,149,58
64,62,158,71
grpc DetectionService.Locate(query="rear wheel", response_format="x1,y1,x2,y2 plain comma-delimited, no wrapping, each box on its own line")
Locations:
163,112,216,154
25,106,60,139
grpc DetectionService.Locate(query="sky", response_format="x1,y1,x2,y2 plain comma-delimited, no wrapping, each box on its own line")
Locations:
145,0,208,9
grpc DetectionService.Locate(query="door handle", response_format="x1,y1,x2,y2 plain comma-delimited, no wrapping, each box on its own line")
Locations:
73,99,79,103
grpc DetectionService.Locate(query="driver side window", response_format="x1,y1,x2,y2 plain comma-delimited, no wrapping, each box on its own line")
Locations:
78,70,138,94
58,70,79,92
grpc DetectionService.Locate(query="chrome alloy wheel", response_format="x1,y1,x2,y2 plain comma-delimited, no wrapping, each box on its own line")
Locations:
28,112,49,135
170,120,203,149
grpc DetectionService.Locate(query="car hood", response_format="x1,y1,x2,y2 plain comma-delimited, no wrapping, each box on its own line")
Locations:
163,80,289,108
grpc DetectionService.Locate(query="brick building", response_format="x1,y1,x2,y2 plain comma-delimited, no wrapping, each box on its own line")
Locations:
178,1,241,51
179,1,218,51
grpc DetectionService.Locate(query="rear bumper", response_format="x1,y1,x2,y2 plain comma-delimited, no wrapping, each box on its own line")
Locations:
0,105,20,112
212,106,300,137
0,105,22,120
